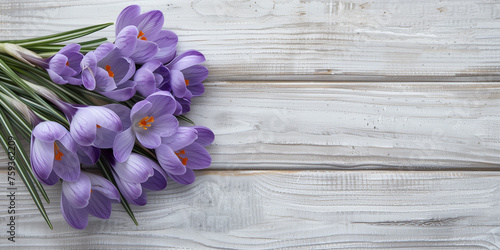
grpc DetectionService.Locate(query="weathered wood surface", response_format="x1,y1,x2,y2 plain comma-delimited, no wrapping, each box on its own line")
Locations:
1,170,500,249
0,0,499,81
193,82,500,170
0,0,500,248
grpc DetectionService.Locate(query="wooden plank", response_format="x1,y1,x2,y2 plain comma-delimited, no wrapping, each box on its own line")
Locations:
0,81,499,170
1,170,500,248
185,82,500,170
0,0,499,81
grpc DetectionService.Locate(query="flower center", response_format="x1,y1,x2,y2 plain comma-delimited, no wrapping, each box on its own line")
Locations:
54,142,64,161
138,116,154,130
105,65,114,77
96,124,101,128
66,61,69,66
185,79,190,86
175,150,188,165
137,31,147,41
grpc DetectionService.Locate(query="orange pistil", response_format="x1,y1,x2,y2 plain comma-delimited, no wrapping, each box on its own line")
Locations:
138,116,154,130
105,65,115,78
96,124,101,128
66,61,69,66
54,142,64,161
175,149,188,165
137,30,147,41
185,79,190,86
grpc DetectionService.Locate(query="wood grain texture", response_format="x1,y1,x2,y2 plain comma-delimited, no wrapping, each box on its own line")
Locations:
0,0,499,81
1,170,500,249
187,82,500,170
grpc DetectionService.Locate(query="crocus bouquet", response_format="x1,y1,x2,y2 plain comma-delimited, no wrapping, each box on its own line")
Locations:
0,5,213,229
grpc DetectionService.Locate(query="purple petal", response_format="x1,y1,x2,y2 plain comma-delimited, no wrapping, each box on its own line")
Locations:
113,153,154,183
153,30,178,64
99,80,137,102
142,163,167,191
146,114,178,137
193,126,215,146
130,39,159,64
31,138,54,180
145,91,177,116
94,126,119,148
62,173,91,209
65,52,84,73
135,129,161,149
167,50,205,71
58,133,77,153
80,52,97,90
77,145,100,165
115,25,138,57
169,70,187,98
38,170,60,186
85,191,112,219
70,110,97,146
113,127,136,163
49,54,70,74
115,5,141,36
94,42,115,61
94,67,117,92
168,168,195,185
128,188,148,206
130,100,152,120
86,173,120,201
134,66,157,97
32,121,67,142
155,144,186,175
161,126,198,151
133,10,164,40
88,106,123,132
106,56,136,85
184,143,211,169
61,193,89,229
59,43,82,55
104,104,132,129
47,69,67,85
113,173,143,200
52,141,80,181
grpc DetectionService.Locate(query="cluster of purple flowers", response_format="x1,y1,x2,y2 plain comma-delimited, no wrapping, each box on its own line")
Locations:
28,5,213,229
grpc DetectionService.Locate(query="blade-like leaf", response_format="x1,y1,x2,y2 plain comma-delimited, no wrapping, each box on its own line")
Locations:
0,23,113,47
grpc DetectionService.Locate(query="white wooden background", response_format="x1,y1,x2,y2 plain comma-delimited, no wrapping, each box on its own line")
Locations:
1,0,500,249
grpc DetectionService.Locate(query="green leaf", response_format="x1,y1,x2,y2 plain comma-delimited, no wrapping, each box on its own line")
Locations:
0,108,52,229
176,115,196,125
0,58,68,125
96,160,138,226
0,23,113,47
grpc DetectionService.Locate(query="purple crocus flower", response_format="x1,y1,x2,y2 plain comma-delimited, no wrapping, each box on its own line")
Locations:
54,102,123,149
134,60,170,97
30,121,80,185
113,91,178,162
165,50,206,99
109,152,167,206
80,40,136,100
61,172,120,229
156,126,214,184
23,44,83,86
115,5,178,64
